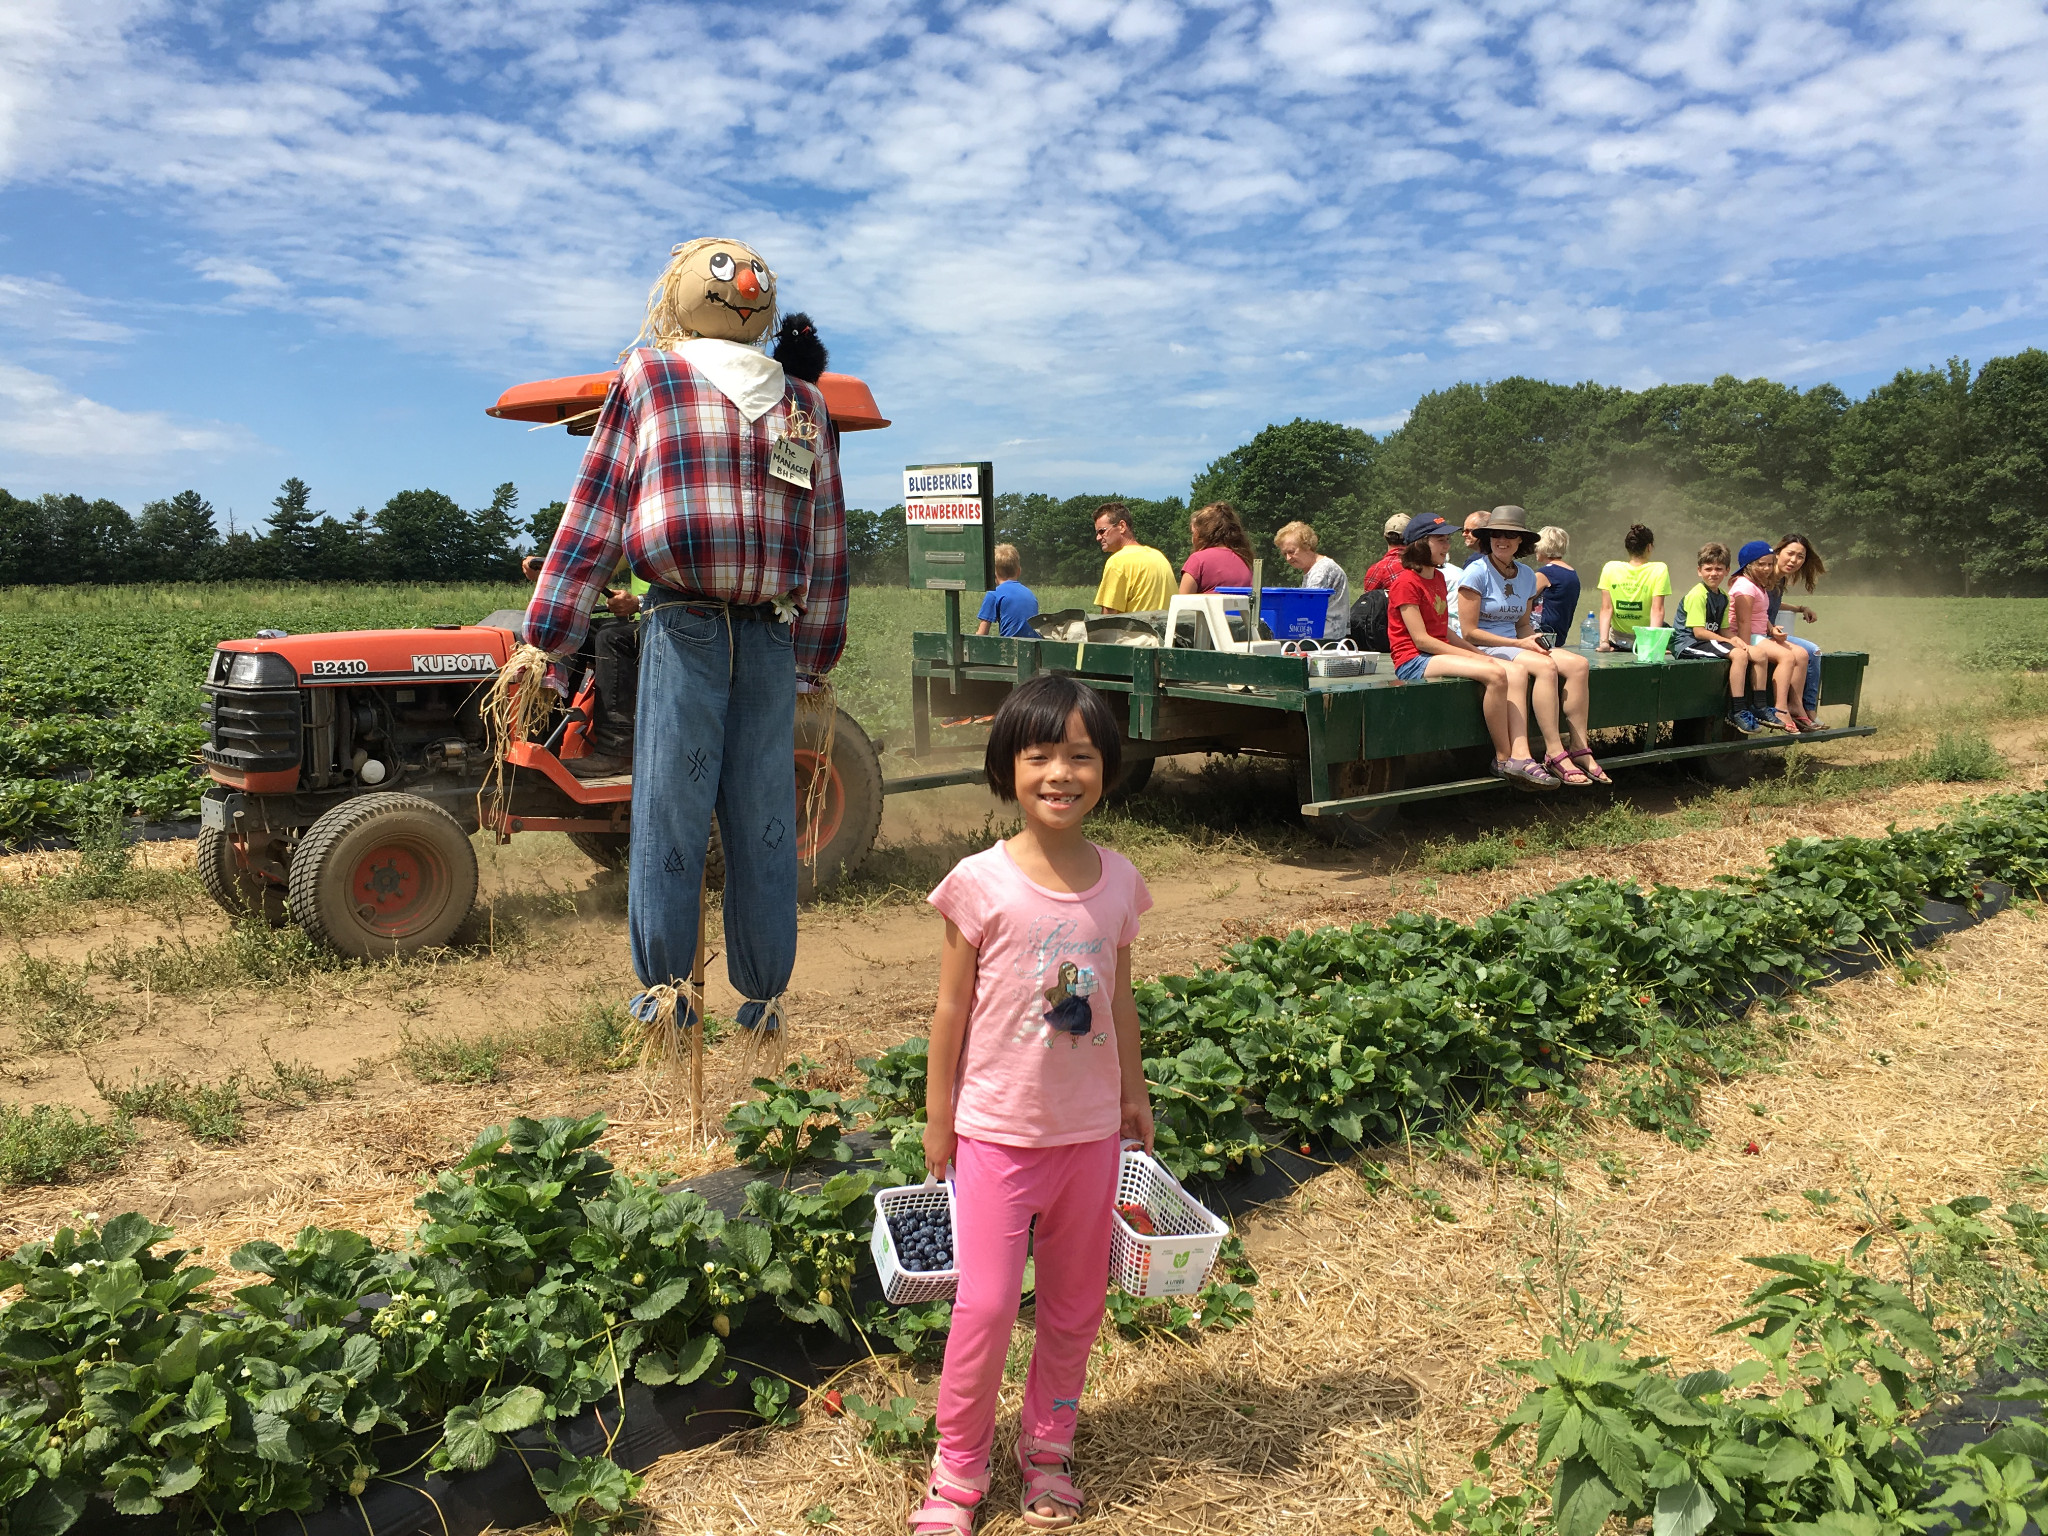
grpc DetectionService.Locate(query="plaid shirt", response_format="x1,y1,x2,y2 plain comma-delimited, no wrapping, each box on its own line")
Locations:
523,348,848,677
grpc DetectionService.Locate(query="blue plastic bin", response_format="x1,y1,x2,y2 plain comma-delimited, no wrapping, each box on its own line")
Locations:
1214,586,1331,640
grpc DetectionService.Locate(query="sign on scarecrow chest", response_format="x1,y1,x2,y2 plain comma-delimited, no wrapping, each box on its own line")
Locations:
904,461,994,590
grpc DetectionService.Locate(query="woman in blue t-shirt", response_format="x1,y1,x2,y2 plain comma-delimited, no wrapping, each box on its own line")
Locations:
1531,525,1581,640
1454,507,1610,786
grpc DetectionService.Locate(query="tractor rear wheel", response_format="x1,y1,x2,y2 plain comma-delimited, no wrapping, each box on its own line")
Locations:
1297,756,1406,846
289,793,478,959
197,825,290,926
561,706,884,901
797,706,884,900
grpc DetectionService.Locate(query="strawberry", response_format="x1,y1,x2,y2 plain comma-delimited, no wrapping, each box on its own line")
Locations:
1744,1140,1761,1156
1117,1202,1157,1235
817,1389,844,1417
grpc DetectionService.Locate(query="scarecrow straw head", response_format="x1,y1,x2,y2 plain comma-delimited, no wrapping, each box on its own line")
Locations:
633,237,778,350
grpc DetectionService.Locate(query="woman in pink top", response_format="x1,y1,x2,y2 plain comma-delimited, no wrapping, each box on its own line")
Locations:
916,674,1156,1533
1177,500,1254,593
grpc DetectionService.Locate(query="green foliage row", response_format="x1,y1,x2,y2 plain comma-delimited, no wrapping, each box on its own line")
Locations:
1416,1197,2048,1536
1128,790,2048,1182
0,1114,877,1536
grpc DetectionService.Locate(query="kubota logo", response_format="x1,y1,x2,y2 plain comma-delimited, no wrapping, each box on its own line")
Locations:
412,654,496,675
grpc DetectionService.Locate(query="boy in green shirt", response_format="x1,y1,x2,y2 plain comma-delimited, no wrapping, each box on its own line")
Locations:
1677,542,1757,734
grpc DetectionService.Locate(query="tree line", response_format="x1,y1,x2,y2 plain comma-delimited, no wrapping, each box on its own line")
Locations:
0,479,561,585
7,347,2043,593
856,348,2047,595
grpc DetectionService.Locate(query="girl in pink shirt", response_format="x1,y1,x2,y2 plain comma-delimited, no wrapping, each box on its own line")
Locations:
916,675,1156,1533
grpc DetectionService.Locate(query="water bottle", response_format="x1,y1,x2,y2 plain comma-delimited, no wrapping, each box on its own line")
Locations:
1580,612,1598,650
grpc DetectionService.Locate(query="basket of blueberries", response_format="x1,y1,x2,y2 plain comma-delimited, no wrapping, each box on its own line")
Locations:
871,1177,960,1304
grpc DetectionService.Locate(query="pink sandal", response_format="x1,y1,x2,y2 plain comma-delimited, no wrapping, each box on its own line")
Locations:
1016,1434,1084,1530
1566,747,1613,785
911,1463,988,1534
1542,750,1592,787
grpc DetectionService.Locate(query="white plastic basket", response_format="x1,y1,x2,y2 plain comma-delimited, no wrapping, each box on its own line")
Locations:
871,1178,960,1305
1108,1144,1230,1299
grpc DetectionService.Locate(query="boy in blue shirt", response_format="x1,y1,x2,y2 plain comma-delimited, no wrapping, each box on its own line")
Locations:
975,544,1039,638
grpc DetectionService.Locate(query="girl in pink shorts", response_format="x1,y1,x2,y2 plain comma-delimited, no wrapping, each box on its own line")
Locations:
915,674,1157,1533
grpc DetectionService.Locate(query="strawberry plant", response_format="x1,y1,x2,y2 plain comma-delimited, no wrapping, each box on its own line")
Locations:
724,1057,859,1170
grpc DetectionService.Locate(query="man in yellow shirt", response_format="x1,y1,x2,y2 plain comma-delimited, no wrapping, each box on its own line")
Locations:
1092,502,1176,613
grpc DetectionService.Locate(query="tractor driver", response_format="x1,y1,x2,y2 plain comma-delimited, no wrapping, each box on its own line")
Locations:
521,551,642,778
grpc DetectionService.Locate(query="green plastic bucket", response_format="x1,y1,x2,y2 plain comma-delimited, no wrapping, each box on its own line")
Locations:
1631,626,1675,664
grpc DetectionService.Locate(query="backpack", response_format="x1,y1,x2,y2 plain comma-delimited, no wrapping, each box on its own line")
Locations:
1347,589,1390,653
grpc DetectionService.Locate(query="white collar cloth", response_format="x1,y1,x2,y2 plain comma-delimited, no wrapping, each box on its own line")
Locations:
675,338,786,424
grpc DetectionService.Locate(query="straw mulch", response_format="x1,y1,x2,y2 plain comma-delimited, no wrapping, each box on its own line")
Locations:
625,905,2048,1536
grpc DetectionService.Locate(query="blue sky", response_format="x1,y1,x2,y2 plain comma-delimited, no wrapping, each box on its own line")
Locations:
2,0,2045,532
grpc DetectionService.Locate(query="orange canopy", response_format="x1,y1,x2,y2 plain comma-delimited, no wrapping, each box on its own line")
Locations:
488,370,889,431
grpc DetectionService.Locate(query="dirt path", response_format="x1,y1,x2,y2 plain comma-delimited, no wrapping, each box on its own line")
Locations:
3,721,2041,1240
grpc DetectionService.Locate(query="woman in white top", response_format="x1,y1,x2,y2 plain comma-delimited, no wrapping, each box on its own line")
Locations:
1454,506,1609,786
1273,521,1349,640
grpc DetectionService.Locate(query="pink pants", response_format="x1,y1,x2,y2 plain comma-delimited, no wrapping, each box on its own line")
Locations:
934,1132,1118,1484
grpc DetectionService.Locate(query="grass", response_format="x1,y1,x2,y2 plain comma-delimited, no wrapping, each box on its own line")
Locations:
397,991,631,1084
0,1101,134,1186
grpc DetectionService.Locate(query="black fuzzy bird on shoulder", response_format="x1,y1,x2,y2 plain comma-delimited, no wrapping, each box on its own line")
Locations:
773,312,828,383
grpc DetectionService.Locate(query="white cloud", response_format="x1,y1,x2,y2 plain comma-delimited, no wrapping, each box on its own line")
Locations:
0,274,133,343
0,363,253,460
0,0,2042,498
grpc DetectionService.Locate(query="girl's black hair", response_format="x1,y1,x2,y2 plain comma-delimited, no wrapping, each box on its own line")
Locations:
1623,522,1655,556
1401,535,1439,572
984,675,1122,802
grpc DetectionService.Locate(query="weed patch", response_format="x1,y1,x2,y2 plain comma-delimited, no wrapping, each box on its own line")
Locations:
1919,729,2007,782
398,994,632,1085
0,952,109,1052
94,1070,245,1143
0,1101,133,1185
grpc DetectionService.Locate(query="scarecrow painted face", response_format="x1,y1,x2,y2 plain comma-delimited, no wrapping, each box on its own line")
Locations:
670,240,777,343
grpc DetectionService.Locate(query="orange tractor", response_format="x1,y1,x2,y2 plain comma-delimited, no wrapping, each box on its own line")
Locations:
196,370,893,958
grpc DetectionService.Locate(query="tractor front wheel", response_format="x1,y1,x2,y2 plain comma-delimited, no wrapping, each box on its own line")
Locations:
197,825,290,926
289,793,479,959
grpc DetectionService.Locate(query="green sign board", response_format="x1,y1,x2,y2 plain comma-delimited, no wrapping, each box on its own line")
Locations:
903,461,994,592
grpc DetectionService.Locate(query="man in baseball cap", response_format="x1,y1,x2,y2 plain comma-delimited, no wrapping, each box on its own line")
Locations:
1360,512,1411,594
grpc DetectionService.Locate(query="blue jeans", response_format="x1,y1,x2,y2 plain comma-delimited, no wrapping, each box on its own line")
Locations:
1786,635,1821,715
629,599,796,1029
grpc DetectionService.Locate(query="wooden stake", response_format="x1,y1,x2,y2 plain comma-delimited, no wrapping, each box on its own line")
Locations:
688,866,709,1143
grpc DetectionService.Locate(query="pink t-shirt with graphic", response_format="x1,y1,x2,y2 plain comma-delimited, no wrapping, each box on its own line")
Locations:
1730,575,1770,638
928,840,1152,1148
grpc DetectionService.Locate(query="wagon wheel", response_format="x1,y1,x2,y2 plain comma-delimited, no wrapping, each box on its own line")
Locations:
288,792,479,958
1297,756,1406,846
196,825,291,926
1106,755,1155,804
1674,716,1758,787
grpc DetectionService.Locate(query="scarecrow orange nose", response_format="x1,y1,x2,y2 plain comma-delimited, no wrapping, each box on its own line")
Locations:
733,268,761,299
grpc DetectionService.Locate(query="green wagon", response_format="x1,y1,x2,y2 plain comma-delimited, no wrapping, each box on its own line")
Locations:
881,603,1873,842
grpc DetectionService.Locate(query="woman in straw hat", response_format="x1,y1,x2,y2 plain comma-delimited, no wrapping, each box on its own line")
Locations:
1453,505,1611,785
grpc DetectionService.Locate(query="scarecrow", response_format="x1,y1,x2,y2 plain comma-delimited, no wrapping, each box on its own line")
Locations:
521,238,848,1096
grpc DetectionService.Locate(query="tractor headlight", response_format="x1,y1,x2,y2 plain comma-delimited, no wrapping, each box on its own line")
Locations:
223,651,297,689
